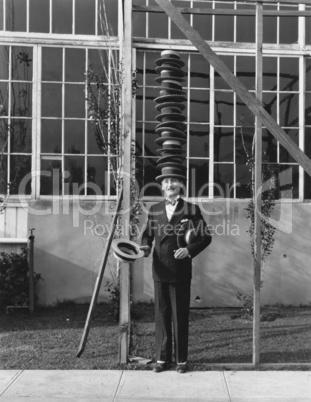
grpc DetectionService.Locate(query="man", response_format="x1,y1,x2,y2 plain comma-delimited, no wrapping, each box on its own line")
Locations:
140,176,211,373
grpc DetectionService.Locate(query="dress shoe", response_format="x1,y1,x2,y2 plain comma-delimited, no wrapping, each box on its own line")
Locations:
153,362,168,373
176,363,188,374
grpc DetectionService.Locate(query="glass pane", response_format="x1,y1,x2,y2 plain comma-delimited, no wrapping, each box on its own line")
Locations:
305,127,311,159
304,171,311,199
42,47,62,81
52,0,72,34
236,56,255,91
98,0,118,36
262,129,277,163
214,164,234,198
64,120,85,154
41,119,62,153
236,95,255,127
140,157,162,197
0,82,9,115
11,46,33,81
136,94,143,122
6,0,26,32
263,92,277,121
65,48,85,82
145,87,158,122
214,91,233,126
0,46,9,79
0,118,9,153
214,56,234,90
279,129,299,163
263,57,277,91
87,156,109,195
40,159,62,196
136,122,143,156
171,1,190,39
145,51,160,86
148,10,168,39
88,48,105,74
190,54,210,89
279,93,298,127
306,93,311,125
190,89,210,123
235,126,254,164
76,0,95,35
64,155,85,195
193,14,212,41
145,122,158,157
11,82,32,117
10,119,32,153
279,7,298,44
189,159,209,197
29,0,49,33
279,164,299,199
236,4,255,43
10,155,31,194
64,84,85,118
87,121,106,154
214,3,234,42
307,59,311,92
263,5,277,44
236,164,251,198
214,127,233,162
279,58,299,92
133,11,146,37
189,124,209,158
0,155,8,194
42,83,62,117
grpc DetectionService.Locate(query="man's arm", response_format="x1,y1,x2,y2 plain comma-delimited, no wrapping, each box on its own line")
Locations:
140,206,155,257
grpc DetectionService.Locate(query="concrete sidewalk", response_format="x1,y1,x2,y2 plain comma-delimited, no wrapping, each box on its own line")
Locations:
1,370,311,401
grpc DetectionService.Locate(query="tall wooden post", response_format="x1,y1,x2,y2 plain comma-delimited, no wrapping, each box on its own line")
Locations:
119,0,133,364
253,1,263,366
28,229,35,314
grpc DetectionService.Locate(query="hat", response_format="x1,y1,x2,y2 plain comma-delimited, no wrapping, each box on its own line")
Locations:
155,94,186,104
156,113,186,122
156,171,186,183
155,75,185,83
155,102,185,112
155,66,186,76
177,221,199,248
155,137,187,146
111,239,144,263
157,161,186,171
157,154,184,164
155,125,186,136
157,80,183,90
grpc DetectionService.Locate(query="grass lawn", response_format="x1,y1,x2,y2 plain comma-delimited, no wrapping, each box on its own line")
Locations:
1,302,311,370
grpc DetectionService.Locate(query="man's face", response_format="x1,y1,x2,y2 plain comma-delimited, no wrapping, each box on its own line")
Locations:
161,177,183,198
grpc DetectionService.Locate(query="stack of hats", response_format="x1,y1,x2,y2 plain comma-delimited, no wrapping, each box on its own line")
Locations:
154,50,187,183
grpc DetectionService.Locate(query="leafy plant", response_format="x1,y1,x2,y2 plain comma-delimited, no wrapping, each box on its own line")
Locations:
236,125,278,318
0,248,42,310
104,279,120,322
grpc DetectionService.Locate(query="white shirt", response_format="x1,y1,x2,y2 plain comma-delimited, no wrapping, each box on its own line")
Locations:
165,196,180,221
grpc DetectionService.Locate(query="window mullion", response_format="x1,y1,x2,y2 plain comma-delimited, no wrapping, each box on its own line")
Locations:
209,64,215,199
33,44,41,199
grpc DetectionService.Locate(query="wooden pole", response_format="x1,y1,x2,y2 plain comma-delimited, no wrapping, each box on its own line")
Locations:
76,189,123,358
119,0,133,364
28,229,35,314
253,1,263,366
154,0,311,177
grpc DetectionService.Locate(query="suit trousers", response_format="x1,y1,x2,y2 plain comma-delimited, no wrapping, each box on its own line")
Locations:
154,280,191,363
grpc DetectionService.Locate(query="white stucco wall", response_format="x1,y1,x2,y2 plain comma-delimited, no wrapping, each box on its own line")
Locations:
2,199,310,307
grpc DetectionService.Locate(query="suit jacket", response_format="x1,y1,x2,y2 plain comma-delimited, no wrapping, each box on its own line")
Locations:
141,198,212,284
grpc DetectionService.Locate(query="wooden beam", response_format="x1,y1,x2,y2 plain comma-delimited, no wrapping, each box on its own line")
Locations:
253,2,263,366
154,0,311,178
119,0,133,364
133,5,311,17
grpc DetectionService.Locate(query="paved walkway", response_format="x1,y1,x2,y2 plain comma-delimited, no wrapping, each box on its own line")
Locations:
1,370,311,401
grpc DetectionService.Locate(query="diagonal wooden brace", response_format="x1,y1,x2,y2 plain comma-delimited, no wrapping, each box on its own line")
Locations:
155,0,311,177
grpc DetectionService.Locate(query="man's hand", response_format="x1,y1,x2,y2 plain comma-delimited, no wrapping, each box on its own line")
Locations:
174,248,189,259
140,245,151,257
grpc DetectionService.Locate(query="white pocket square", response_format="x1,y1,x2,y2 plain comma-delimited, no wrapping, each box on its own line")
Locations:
180,219,189,223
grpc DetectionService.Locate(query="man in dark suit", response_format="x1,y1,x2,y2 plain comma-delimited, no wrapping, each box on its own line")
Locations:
140,175,211,373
